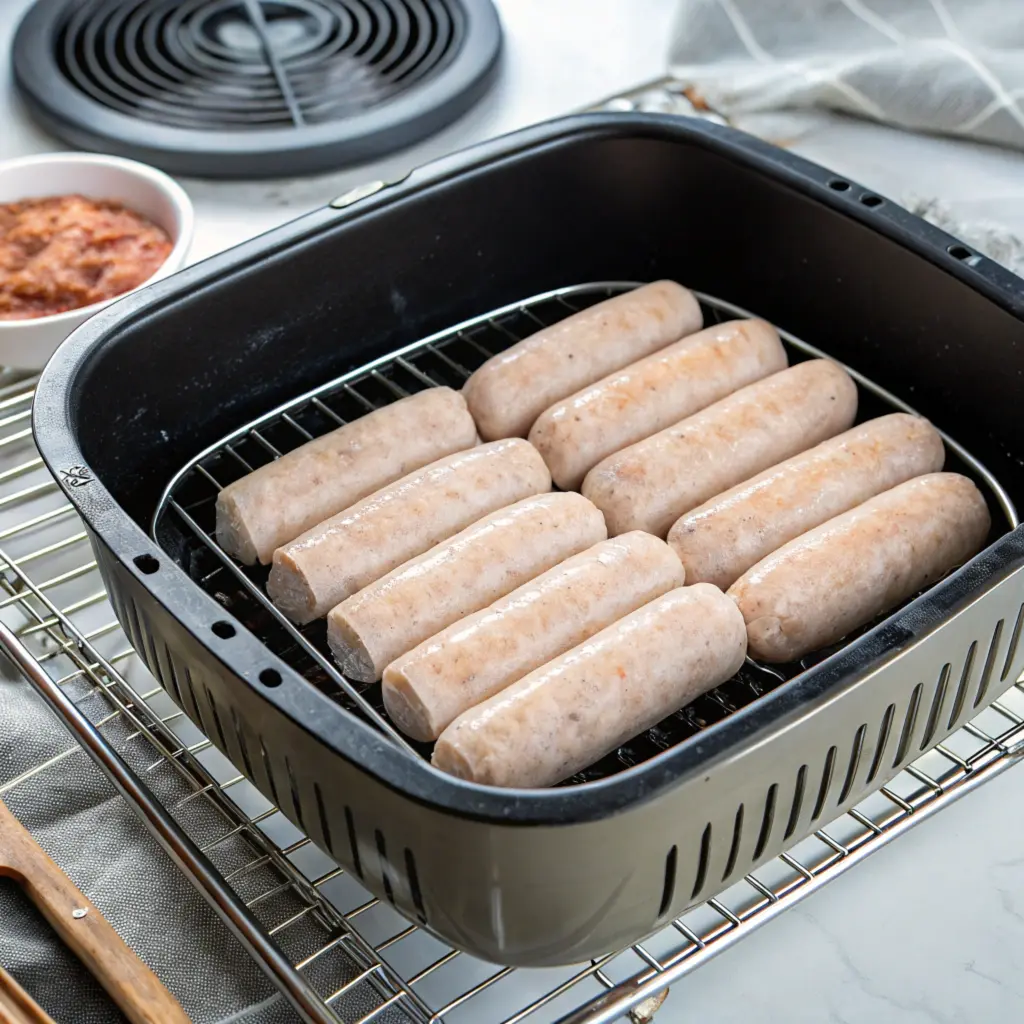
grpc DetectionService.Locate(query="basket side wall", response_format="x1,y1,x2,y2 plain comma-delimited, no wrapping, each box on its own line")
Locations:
93,526,1024,966
67,123,1024,528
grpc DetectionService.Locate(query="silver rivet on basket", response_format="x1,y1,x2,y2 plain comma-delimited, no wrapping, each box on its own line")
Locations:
72,908,88,919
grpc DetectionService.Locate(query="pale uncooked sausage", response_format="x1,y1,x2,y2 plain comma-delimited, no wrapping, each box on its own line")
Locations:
382,532,685,740
529,318,787,490
582,360,858,537
216,387,477,564
327,492,607,682
728,473,991,663
669,413,945,589
463,281,702,441
432,584,747,788
267,439,551,624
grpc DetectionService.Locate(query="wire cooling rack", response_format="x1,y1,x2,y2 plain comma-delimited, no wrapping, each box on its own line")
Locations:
2,357,1024,1023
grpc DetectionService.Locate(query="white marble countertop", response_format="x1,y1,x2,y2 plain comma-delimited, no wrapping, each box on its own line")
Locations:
3,2,1024,1022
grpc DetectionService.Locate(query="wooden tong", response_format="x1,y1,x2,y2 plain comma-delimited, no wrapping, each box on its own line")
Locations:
0,796,189,1024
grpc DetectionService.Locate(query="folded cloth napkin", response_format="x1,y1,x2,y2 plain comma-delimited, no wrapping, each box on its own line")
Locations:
668,0,1024,150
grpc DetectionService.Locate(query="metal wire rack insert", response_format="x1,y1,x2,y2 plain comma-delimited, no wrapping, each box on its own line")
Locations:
151,281,1017,783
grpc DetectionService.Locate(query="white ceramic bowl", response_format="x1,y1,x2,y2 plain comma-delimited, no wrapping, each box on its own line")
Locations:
0,152,194,370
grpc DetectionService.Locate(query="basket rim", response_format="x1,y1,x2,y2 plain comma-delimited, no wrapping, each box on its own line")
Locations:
32,111,1024,825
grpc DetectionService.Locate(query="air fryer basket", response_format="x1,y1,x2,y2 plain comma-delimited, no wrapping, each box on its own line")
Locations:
34,114,1024,966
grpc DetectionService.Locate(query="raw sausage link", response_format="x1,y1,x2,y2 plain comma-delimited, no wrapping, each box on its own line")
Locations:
327,492,607,682
216,387,477,564
463,281,702,441
728,473,991,663
432,584,747,788
669,413,945,590
529,318,787,490
267,438,551,624
582,359,858,537
382,532,685,741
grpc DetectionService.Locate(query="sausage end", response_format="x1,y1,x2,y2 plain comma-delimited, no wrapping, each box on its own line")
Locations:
462,377,531,442
215,490,260,565
581,466,636,537
741,613,795,663
267,550,320,625
649,279,704,335
382,666,439,742
431,736,476,782
327,609,378,682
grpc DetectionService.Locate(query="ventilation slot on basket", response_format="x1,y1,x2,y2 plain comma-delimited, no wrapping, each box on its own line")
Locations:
258,736,280,807
204,686,229,755
811,747,837,823
866,704,896,785
659,845,678,917
405,848,427,923
893,683,923,768
182,663,204,725
144,630,164,688
345,806,363,879
160,642,184,709
723,805,744,880
1001,604,1024,682
231,706,257,784
120,593,146,660
129,602,165,704
375,830,395,904
838,725,866,805
754,785,777,859
314,782,332,853
159,643,202,725
974,619,1005,708
948,641,978,729
921,664,951,752
784,767,807,841
285,756,305,833
691,825,711,899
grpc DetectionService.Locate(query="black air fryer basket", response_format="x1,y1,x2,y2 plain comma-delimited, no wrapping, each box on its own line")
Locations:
33,114,1024,967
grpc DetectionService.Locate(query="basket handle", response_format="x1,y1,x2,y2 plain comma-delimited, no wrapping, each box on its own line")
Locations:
0,797,190,1024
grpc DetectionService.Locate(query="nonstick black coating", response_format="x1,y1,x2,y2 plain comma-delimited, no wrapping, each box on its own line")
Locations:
33,113,1024,824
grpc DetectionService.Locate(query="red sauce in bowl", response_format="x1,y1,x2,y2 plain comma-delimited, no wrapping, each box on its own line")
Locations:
0,194,173,321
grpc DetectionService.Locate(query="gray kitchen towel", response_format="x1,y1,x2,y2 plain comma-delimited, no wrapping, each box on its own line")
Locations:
668,0,1024,150
0,664,300,1024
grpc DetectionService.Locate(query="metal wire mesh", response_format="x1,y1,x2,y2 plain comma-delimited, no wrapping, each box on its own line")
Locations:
1,329,1022,1020
151,282,1017,783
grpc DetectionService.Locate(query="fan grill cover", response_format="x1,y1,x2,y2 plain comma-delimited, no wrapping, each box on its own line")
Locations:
13,0,502,177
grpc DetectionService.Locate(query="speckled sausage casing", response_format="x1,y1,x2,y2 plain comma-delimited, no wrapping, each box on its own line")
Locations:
432,583,747,788
728,473,991,663
215,387,477,564
669,413,945,590
582,359,858,537
267,439,550,624
463,281,702,441
529,318,787,490
327,492,607,682
382,532,685,741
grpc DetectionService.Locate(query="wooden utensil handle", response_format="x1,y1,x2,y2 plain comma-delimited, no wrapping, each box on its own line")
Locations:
0,967,56,1024
0,797,189,1024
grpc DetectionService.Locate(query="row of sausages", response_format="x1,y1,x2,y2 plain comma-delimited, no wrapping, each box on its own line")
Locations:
213,282,991,787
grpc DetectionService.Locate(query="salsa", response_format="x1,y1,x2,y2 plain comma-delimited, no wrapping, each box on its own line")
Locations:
0,194,172,321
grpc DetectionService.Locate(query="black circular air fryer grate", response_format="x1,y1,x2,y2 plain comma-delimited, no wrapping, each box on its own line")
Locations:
13,0,502,178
